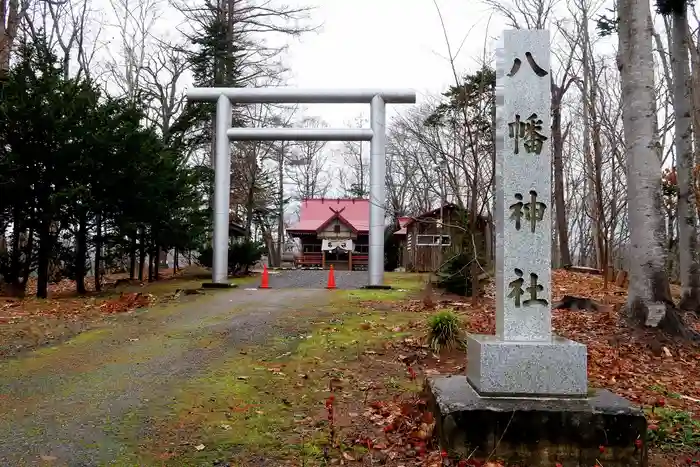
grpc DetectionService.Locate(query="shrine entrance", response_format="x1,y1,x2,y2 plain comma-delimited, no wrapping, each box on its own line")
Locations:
321,239,359,270
325,250,350,270
186,87,416,287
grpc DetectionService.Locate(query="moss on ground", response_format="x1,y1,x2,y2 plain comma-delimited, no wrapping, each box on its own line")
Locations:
336,272,427,302
131,272,426,466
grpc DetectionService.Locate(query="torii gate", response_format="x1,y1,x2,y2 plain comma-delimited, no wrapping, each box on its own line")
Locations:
186,87,416,288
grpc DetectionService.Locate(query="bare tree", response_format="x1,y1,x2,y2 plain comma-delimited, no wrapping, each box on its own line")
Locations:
28,0,99,79
617,0,697,337
0,0,31,74
337,115,370,197
286,117,331,200
386,121,418,217
142,41,189,143
482,0,558,29
386,104,448,215
658,0,700,312
104,0,161,100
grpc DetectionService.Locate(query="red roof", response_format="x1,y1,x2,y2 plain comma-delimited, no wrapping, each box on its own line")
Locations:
287,198,370,233
394,216,411,236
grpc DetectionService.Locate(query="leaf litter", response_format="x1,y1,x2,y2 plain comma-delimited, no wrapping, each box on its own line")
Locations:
0,268,205,357
272,270,699,466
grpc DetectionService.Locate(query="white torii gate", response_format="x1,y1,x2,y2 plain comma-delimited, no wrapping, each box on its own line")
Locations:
186,87,416,288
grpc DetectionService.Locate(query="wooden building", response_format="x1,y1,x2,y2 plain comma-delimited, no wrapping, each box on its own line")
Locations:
286,198,370,270
394,203,491,272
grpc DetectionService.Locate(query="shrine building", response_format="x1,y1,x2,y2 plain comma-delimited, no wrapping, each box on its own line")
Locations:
287,198,492,272
287,198,370,270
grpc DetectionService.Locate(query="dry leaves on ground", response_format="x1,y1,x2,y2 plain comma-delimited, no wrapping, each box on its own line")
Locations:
317,270,700,466
0,269,190,357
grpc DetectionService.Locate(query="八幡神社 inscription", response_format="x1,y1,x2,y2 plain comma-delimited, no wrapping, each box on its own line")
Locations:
508,113,548,155
464,29,589,398
509,190,546,233
507,268,548,308
506,52,548,77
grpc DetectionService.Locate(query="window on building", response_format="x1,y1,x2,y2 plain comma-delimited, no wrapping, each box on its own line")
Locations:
416,234,451,246
334,224,341,233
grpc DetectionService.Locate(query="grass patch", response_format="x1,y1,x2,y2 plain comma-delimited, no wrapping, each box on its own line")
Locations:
647,407,700,452
338,272,428,302
0,328,115,377
139,345,317,464
135,302,423,466
426,309,464,352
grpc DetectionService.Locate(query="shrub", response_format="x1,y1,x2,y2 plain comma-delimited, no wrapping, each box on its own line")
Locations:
427,310,464,352
229,241,265,274
197,240,264,276
436,253,474,296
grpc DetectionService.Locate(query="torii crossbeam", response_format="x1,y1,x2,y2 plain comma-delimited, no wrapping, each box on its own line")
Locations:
186,87,416,288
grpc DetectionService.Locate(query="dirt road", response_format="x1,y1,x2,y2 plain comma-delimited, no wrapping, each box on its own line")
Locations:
0,286,330,466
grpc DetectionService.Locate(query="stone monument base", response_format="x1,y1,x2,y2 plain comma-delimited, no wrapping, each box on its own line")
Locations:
467,334,588,396
425,376,648,467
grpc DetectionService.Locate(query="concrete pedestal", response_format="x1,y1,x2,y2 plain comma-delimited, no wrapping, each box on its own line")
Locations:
425,376,648,467
466,334,588,397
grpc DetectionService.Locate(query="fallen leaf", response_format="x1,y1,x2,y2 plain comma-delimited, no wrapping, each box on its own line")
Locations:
194,444,205,451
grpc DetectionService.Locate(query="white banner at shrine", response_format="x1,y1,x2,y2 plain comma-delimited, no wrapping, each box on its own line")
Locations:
322,239,353,252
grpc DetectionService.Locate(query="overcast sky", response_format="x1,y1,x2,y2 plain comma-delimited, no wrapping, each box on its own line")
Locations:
127,0,508,198
274,0,507,198
283,0,507,127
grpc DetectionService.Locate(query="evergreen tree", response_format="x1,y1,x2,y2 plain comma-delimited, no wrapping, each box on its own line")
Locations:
0,34,207,297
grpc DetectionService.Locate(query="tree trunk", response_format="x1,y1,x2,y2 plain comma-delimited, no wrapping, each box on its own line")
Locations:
153,246,160,281
20,225,33,292
174,248,179,272
152,228,161,281
618,0,696,338
7,208,23,290
673,9,700,311
75,214,88,295
129,234,137,279
551,82,571,267
138,228,146,281
94,213,102,292
0,0,25,75
244,154,256,242
148,248,154,282
5,210,31,297
592,98,607,282
580,9,603,270
36,218,51,299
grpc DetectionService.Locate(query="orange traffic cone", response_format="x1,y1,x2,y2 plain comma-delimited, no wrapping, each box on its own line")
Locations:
260,264,270,289
326,265,336,289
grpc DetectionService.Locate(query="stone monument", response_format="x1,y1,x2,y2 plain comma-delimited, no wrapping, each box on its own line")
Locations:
467,29,588,397
425,29,647,467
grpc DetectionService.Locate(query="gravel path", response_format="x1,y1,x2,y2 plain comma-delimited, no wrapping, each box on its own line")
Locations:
0,285,329,466
263,269,369,289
